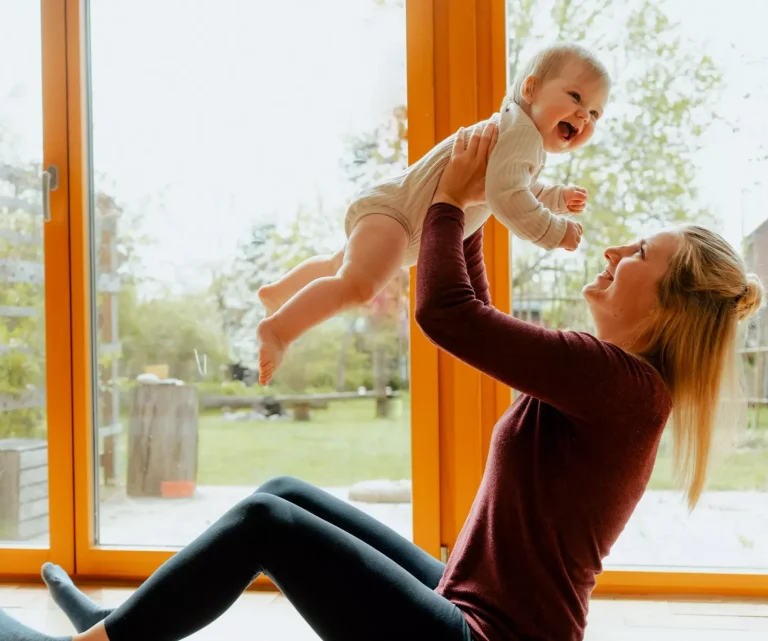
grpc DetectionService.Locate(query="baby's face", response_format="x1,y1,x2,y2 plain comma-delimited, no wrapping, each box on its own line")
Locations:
524,59,609,154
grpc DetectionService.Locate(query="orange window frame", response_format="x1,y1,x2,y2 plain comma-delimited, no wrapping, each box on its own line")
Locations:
66,0,445,581
0,0,76,580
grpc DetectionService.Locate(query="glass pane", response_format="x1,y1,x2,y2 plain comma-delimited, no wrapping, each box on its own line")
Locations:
87,0,412,547
0,0,49,547
506,0,768,570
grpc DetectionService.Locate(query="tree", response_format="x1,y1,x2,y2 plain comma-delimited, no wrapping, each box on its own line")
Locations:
0,119,175,439
116,284,230,382
206,104,411,406
212,201,344,371
0,158,46,438
339,105,410,413
209,102,411,405
507,0,723,330
339,105,408,191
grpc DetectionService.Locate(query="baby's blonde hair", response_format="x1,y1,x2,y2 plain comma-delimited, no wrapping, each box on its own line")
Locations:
633,226,764,509
504,43,611,110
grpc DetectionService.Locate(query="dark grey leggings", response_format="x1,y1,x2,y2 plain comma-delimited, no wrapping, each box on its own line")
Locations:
104,476,473,641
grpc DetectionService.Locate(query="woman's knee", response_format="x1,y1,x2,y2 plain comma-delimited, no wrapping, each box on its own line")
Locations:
237,492,291,533
256,475,309,502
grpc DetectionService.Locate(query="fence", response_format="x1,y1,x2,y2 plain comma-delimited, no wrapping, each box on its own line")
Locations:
0,163,122,483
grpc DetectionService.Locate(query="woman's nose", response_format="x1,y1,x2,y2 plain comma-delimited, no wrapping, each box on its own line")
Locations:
604,246,620,263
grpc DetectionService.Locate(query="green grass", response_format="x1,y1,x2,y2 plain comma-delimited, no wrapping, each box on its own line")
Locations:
748,405,768,430
113,395,768,492
647,410,768,491
649,448,768,491
119,396,412,488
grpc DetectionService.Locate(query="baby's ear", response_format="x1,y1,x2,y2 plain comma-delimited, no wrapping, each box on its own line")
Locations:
521,75,537,104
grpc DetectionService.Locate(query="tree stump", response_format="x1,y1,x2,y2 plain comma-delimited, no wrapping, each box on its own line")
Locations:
292,402,311,421
127,384,199,498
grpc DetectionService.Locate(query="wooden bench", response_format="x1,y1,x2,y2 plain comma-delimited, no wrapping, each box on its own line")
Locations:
202,390,400,421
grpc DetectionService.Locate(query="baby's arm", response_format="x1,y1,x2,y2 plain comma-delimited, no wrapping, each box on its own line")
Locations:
485,122,567,251
531,181,568,214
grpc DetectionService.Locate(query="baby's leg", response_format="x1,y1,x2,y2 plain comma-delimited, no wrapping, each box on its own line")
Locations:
257,214,408,385
258,249,344,317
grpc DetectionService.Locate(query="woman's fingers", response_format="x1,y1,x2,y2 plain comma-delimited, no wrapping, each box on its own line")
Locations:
488,121,500,157
451,127,465,158
466,124,483,156
453,118,499,161
477,118,498,159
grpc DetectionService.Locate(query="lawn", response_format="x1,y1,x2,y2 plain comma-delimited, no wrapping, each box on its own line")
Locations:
648,423,768,492
114,395,768,492
118,395,412,488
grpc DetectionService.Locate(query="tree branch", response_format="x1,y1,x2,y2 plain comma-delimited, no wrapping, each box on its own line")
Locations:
512,252,551,288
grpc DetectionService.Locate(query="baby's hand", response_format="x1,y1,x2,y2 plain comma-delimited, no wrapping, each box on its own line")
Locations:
563,185,588,213
558,219,583,252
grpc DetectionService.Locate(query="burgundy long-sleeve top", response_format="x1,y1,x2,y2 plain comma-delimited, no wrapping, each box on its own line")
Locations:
415,203,672,641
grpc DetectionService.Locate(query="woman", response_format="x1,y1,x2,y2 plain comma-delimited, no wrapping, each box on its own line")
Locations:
2,121,762,641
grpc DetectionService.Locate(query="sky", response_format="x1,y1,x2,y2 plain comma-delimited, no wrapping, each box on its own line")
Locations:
1,0,767,292
664,0,768,241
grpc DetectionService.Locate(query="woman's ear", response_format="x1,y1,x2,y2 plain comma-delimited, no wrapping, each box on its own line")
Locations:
521,74,537,105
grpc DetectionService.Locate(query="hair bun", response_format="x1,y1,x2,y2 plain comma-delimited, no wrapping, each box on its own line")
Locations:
737,274,764,322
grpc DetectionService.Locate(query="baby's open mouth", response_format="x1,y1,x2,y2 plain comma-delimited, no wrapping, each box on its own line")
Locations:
558,121,577,141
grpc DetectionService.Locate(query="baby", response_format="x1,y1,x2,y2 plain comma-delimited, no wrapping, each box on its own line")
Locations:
257,43,610,385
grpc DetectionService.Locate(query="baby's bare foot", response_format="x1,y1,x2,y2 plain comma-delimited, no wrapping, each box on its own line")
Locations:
258,284,282,318
257,319,287,386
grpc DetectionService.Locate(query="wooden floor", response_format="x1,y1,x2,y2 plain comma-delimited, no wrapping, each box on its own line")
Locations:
3,583,768,640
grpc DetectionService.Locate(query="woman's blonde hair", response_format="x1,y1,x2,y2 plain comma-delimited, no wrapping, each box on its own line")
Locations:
503,42,611,110
634,226,763,509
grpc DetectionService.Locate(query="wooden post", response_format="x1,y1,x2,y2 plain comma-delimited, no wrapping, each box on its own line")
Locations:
292,402,311,421
127,384,199,497
98,206,121,485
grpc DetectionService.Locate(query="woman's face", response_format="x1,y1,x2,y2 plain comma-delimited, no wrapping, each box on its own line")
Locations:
583,231,680,346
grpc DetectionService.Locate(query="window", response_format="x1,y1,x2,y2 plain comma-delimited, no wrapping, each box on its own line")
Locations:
86,0,414,548
506,0,768,571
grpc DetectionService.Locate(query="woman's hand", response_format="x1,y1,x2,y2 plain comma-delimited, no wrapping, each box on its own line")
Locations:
431,117,499,211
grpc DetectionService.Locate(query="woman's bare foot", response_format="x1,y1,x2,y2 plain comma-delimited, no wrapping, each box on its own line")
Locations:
257,319,288,386
257,284,283,318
